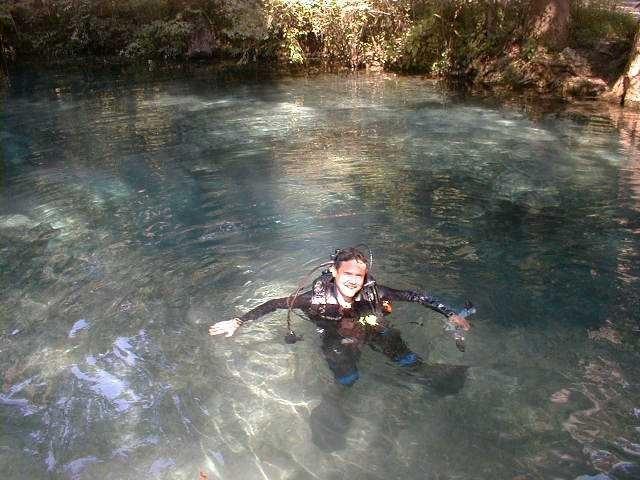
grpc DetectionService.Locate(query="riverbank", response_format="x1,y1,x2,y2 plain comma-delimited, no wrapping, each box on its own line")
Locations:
0,1,638,104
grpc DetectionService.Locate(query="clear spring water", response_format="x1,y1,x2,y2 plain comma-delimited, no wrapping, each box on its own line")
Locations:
1,69,639,480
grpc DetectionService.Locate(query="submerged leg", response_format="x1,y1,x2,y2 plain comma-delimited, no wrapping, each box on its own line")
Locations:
407,363,469,395
309,388,351,452
371,327,421,366
321,332,362,386
372,328,468,395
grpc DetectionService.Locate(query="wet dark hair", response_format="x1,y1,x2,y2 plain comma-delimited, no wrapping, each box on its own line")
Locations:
333,247,369,269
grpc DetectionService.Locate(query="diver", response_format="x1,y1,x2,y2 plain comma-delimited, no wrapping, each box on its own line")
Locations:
208,247,471,387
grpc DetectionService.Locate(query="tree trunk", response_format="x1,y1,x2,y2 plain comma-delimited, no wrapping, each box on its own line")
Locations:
528,0,571,50
607,26,640,107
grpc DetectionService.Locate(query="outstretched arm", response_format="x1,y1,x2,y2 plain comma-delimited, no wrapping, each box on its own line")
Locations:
376,285,470,330
209,291,313,337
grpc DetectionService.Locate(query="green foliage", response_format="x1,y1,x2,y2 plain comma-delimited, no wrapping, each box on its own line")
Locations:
3,0,225,60
262,0,411,68
217,0,268,60
569,0,638,49
391,0,528,75
7,0,128,57
0,4,17,63
122,16,193,60
521,37,539,61
392,13,443,72
0,0,638,80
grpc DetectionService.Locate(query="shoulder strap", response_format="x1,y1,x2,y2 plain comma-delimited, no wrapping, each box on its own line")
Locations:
311,272,333,305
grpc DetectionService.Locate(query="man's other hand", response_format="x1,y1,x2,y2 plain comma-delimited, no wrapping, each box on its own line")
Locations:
208,318,241,337
449,314,471,331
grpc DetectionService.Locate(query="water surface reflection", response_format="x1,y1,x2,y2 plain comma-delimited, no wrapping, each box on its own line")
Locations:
1,71,639,479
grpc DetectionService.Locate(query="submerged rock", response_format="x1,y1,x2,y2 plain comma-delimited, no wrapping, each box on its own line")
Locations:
574,474,613,480
0,214,37,229
550,388,571,404
472,45,612,101
584,447,620,472
0,214,60,247
588,326,623,345
614,437,640,458
561,76,607,99
68,319,90,338
609,461,640,480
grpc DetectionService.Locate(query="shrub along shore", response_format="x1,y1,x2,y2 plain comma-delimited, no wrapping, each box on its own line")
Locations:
0,0,638,102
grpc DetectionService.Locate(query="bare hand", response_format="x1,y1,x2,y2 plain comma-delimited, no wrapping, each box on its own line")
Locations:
208,318,241,338
449,314,471,331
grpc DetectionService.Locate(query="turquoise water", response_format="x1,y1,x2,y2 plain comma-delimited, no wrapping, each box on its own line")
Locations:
1,69,639,480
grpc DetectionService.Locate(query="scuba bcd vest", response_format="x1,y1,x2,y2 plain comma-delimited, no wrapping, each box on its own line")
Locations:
285,245,389,342
309,271,391,325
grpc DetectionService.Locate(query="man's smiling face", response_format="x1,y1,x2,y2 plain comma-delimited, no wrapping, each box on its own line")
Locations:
331,258,368,302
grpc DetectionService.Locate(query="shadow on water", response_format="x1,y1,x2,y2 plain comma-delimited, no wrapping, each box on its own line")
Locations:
0,67,639,479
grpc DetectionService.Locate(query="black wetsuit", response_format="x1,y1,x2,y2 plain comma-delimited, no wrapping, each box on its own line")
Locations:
238,273,457,386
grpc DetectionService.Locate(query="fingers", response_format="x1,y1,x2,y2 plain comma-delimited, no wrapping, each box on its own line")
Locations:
456,318,471,331
452,315,471,331
209,323,227,336
209,320,238,337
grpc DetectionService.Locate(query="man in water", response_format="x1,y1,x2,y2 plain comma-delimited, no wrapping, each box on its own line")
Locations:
209,247,470,386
